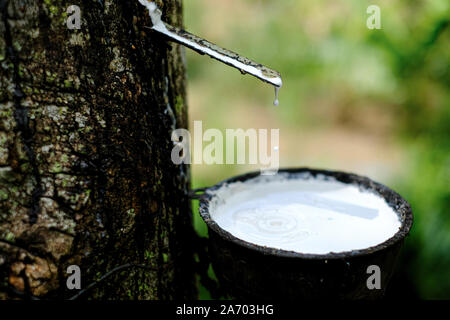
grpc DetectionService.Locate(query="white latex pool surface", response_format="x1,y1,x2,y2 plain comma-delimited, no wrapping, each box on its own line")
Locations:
209,174,401,254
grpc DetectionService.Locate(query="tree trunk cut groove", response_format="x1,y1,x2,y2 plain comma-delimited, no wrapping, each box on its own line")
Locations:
0,0,196,299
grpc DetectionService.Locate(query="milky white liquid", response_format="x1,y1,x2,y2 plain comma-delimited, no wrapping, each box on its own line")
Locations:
273,86,280,106
209,174,401,254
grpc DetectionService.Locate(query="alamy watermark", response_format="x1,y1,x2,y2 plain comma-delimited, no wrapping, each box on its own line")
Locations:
366,5,381,29
66,5,81,30
66,265,81,290
366,265,381,290
171,121,279,175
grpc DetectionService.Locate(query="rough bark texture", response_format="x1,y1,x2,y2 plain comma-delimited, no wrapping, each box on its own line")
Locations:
0,0,195,299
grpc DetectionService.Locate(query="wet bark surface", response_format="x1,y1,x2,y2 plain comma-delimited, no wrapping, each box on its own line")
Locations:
0,0,195,299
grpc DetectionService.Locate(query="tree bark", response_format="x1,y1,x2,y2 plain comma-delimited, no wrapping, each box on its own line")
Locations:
0,0,195,299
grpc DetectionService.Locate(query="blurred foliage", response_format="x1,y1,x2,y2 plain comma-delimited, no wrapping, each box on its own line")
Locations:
184,0,449,299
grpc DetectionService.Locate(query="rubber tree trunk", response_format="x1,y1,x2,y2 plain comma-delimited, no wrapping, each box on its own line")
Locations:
0,0,195,299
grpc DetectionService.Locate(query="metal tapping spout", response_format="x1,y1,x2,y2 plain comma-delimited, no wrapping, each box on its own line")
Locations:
138,0,282,106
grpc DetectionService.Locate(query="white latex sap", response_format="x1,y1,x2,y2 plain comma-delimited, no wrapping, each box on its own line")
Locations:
209,174,401,254
273,87,280,106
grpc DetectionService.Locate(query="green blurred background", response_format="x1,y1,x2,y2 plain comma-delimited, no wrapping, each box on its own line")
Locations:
183,0,450,299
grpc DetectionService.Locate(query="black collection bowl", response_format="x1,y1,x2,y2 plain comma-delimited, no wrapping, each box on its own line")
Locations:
197,168,413,300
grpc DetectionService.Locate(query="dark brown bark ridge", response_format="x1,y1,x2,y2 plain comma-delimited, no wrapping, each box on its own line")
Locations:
0,0,195,299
